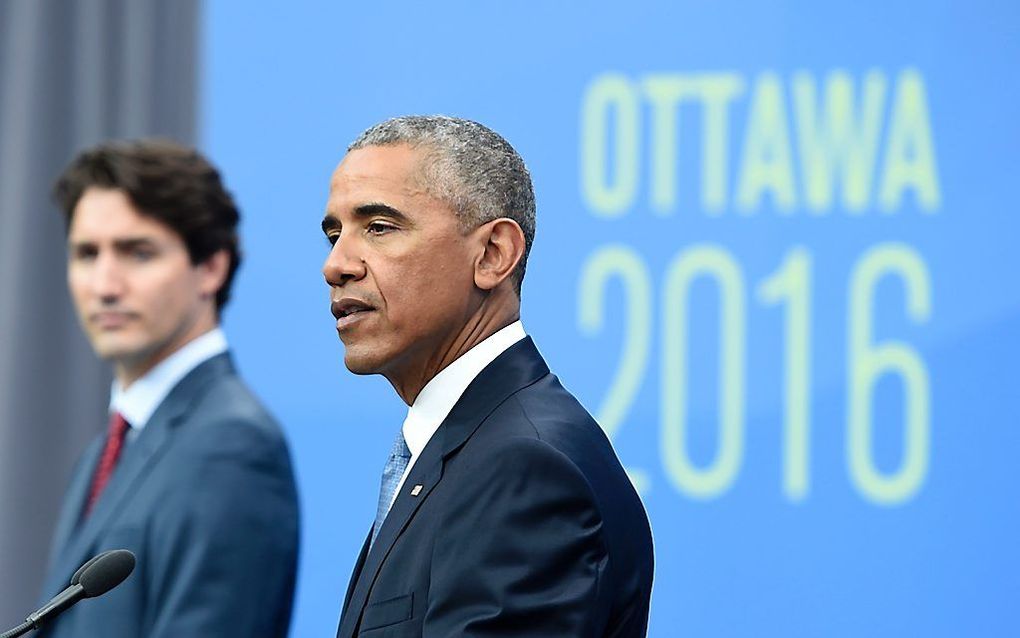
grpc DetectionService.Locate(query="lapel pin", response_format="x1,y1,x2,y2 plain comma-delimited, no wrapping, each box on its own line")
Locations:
410,484,423,497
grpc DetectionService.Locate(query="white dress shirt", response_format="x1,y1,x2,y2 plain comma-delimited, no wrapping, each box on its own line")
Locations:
392,320,527,504
109,327,229,433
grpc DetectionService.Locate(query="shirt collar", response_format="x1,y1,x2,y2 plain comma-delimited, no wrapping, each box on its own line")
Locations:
110,327,229,430
401,320,526,457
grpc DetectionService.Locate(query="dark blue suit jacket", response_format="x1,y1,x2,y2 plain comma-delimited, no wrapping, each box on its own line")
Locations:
38,353,300,638
337,338,654,637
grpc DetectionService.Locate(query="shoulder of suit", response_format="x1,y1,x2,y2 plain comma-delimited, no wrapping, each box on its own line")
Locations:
171,373,289,454
442,434,607,536
457,430,593,489
482,375,604,443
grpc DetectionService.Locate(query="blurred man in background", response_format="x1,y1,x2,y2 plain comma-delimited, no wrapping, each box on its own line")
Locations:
38,140,299,638
324,116,654,637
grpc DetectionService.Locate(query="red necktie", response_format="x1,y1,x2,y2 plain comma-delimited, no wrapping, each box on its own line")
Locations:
84,412,130,517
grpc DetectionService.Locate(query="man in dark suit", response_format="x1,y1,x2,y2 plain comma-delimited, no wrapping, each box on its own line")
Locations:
38,140,300,637
323,116,654,637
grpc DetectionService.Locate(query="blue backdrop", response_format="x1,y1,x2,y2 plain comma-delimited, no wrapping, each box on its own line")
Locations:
202,1,1019,635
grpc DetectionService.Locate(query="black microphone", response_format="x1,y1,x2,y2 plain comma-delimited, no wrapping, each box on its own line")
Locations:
0,550,135,638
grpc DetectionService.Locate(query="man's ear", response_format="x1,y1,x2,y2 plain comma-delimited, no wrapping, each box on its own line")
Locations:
198,249,231,301
473,218,525,291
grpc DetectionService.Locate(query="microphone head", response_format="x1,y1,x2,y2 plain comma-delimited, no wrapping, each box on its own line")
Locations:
77,549,135,598
70,550,113,586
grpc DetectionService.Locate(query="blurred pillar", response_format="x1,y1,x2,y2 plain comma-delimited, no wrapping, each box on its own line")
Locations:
0,0,200,626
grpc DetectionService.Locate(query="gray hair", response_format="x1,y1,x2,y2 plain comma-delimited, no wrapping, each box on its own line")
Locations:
348,115,536,295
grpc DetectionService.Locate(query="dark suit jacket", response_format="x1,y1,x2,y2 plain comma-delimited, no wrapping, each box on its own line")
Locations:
38,353,300,638
337,338,654,638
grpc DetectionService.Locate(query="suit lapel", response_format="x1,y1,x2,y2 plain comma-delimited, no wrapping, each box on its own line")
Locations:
40,438,103,599
337,442,443,638
337,338,549,638
43,354,234,600
341,528,372,616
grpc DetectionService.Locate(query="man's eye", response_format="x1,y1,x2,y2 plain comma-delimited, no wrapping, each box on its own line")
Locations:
72,247,98,261
131,248,156,261
367,222,394,235
326,233,340,246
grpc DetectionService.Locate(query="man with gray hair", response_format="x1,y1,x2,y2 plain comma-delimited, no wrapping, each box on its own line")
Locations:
323,115,653,637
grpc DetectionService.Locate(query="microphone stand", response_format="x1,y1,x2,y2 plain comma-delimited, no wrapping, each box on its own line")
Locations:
0,620,34,638
0,549,134,638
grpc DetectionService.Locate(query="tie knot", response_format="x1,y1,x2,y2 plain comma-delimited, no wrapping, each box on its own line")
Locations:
108,412,130,439
389,430,411,460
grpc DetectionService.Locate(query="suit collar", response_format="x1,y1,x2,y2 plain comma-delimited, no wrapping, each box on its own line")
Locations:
401,321,526,458
437,336,548,458
336,338,549,638
110,327,229,430
42,353,235,600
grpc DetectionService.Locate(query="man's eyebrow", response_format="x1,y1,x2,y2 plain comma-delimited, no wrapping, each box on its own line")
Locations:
112,237,159,250
320,201,412,231
353,203,412,225
68,237,159,249
321,202,413,235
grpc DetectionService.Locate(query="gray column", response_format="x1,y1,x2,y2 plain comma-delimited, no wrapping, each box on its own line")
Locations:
0,0,200,625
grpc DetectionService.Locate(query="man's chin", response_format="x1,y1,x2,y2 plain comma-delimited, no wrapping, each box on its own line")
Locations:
342,346,387,376
343,356,378,376
91,339,136,361
89,334,148,364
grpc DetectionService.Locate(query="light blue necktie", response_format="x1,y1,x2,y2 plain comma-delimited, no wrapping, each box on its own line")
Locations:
371,430,412,547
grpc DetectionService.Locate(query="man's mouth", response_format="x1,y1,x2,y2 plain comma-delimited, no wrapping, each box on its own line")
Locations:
90,312,136,329
331,298,376,329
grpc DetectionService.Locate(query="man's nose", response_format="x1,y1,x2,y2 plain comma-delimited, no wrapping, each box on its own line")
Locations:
322,234,367,286
91,253,126,301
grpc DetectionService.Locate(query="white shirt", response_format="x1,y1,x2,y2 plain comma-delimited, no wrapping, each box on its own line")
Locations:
392,320,527,504
109,327,229,433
